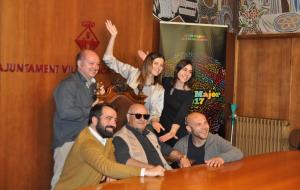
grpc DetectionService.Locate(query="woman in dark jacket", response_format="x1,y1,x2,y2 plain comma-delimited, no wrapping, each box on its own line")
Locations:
159,59,195,146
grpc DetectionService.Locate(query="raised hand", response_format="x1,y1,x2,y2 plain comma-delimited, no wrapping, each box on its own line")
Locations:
105,20,118,37
104,20,117,57
137,50,148,61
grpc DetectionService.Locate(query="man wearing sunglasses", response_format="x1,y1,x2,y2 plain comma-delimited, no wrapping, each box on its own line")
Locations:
113,104,191,169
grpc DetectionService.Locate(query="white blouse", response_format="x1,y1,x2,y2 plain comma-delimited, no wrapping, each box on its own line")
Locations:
103,54,164,120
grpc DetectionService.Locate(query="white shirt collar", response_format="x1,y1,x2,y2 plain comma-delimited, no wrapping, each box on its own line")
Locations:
85,77,96,89
88,127,107,145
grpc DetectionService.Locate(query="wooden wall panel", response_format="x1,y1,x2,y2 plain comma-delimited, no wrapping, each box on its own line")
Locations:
224,32,236,139
236,37,291,119
0,0,26,190
290,38,300,129
0,1,154,190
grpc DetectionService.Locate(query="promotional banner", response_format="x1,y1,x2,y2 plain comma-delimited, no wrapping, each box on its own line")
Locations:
160,21,227,133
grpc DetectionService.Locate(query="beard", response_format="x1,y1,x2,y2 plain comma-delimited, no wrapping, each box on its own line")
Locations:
193,133,208,140
96,122,114,138
191,129,209,140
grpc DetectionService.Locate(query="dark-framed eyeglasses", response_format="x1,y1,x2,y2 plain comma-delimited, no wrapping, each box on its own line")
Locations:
128,113,150,120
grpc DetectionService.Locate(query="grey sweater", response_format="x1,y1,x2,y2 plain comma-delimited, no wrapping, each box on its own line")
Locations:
52,72,95,149
174,133,243,163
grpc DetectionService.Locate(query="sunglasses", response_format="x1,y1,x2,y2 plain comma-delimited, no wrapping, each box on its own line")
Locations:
129,113,150,120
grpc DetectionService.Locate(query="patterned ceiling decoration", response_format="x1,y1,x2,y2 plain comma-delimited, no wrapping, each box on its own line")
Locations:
153,0,237,32
239,0,300,34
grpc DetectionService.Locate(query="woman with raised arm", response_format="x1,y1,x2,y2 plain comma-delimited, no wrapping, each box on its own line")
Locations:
103,20,165,133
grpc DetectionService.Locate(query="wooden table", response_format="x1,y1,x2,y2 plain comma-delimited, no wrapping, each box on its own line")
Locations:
81,151,300,190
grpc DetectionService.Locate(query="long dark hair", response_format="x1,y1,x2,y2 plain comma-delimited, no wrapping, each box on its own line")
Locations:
137,52,165,86
172,59,194,88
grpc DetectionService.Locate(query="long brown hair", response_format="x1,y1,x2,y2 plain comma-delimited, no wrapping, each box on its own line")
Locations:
137,52,165,86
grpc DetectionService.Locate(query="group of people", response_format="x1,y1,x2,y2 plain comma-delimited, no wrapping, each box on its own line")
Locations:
50,20,243,190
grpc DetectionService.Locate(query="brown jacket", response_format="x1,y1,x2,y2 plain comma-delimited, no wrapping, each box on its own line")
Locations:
54,127,141,190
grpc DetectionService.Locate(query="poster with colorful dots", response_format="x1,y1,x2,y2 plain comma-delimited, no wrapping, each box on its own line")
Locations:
160,21,227,133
